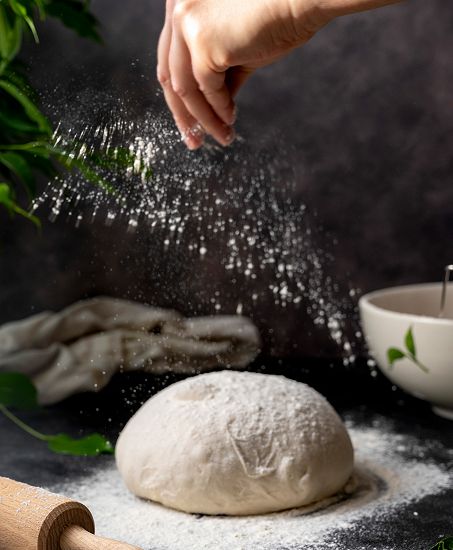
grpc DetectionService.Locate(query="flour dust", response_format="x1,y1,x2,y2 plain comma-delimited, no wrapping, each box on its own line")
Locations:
33,91,360,360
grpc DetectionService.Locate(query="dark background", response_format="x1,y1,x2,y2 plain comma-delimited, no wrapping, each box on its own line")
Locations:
1,0,452,359
1,6,453,546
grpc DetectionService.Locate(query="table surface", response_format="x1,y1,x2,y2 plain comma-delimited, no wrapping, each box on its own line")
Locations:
1,359,452,550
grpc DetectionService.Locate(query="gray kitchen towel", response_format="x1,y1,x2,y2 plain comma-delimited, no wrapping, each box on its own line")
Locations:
0,297,261,405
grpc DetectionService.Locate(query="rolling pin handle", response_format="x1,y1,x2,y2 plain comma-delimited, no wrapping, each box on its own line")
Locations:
60,525,142,550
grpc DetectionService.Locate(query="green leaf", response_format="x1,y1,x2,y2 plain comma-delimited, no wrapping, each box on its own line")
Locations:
0,182,41,225
0,107,42,133
0,7,11,61
45,0,101,43
405,326,416,357
430,536,453,550
54,151,115,194
3,61,38,101
0,372,38,409
0,371,114,458
0,182,15,213
47,433,114,456
0,151,36,195
0,5,23,64
74,161,115,193
387,347,406,366
88,147,135,172
8,0,39,42
0,140,53,155
22,0,46,19
0,79,52,134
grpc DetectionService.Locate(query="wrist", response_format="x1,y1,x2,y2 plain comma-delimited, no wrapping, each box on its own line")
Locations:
285,0,334,36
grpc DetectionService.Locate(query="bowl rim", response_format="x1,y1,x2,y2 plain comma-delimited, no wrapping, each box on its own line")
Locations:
359,282,453,325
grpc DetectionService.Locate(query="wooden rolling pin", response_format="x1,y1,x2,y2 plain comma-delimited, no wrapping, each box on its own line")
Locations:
0,477,142,550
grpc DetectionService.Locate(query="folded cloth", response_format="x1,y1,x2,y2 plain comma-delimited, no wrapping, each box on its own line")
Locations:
0,297,261,405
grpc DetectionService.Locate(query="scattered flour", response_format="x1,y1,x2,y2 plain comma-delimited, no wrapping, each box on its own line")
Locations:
32,91,360,361
49,418,451,550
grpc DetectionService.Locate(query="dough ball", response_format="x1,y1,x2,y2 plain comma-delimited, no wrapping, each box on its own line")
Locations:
116,370,354,515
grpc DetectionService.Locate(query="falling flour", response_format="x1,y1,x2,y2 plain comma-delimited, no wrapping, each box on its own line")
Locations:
32,90,360,362
49,417,451,550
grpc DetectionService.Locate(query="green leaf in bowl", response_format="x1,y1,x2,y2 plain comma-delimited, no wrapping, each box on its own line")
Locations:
405,326,416,357
387,347,405,366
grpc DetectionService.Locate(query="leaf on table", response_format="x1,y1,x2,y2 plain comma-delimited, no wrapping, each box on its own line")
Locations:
47,433,115,456
0,372,38,409
45,0,101,43
404,326,416,357
430,536,453,550
387,347,405,367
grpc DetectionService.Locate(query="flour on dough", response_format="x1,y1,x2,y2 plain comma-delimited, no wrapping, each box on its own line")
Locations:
116,370,354,515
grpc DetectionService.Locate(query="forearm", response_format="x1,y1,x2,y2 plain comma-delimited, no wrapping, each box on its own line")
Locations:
288,0,403,26
319,0,403,17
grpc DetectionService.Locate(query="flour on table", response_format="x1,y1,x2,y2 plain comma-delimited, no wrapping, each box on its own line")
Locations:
50,418,451,550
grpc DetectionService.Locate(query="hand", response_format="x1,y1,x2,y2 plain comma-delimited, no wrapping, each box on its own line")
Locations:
157,0,328,149
157,0,402,150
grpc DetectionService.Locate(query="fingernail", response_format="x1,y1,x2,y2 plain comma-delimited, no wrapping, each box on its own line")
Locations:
231,106,238,124
186,136,202,150
189,123,205,139
223,126,236,146
222,107,236,126
181,124,205,150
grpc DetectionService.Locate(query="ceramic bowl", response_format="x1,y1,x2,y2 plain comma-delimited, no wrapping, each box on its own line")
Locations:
359,283,453,419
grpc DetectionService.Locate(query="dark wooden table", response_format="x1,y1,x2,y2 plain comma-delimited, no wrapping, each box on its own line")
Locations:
1,359,452,549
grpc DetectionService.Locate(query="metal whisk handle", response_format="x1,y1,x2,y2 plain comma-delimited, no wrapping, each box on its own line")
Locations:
439,264,453,318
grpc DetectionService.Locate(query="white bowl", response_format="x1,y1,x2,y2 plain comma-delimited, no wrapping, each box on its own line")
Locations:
359,283,453,420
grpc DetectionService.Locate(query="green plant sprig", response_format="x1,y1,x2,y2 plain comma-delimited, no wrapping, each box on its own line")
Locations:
387,326,429,373
0,371,114,456
430,536,453,550
0,0,147,225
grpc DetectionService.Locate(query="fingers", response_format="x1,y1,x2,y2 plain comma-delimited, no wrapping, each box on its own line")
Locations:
157,1,204,149
157,0,238,149
169,29,235,147
193,64,236,126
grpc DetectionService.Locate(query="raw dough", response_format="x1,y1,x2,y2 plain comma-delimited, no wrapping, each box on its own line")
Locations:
116,370,354,515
